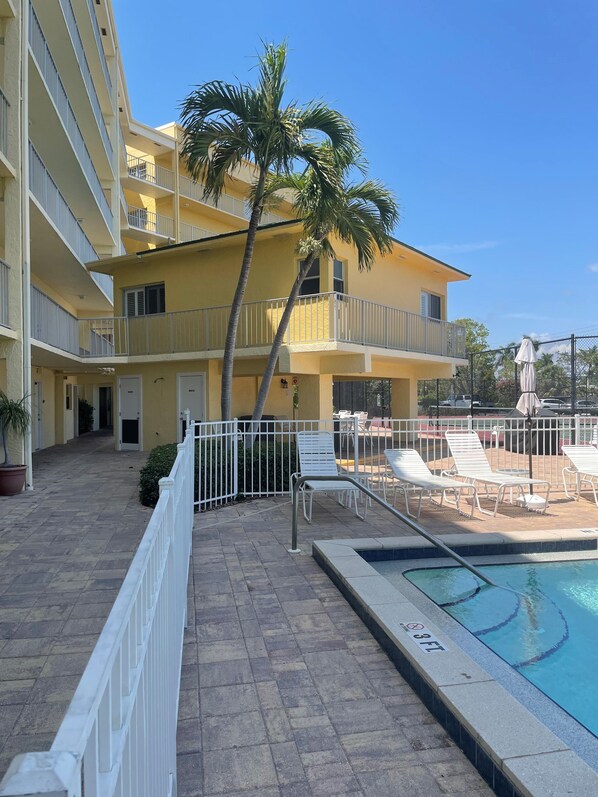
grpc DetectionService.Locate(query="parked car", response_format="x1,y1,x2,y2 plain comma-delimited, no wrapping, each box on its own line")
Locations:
454,395,481,408
540,398,570,414
575,400,598,414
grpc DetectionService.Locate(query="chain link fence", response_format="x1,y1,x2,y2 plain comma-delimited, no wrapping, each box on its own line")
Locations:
421,334,598,416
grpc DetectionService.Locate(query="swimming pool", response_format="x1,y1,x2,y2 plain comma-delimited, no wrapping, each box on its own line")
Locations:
399,560,598,737
313,531,598,795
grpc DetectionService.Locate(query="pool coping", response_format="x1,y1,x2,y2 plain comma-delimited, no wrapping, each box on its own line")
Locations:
312,529,598,797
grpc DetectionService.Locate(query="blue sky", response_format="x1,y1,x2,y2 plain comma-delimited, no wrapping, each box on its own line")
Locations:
114,0,597,346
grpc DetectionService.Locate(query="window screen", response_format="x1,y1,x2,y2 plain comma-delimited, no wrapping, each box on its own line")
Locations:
333,259,345,294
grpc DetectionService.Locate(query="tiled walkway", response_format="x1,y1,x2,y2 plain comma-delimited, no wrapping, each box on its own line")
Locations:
0,432,148,777
178,496,528,796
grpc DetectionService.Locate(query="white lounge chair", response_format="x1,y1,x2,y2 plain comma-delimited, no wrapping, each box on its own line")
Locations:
294,431,365,523
444,431,550,516
562,445,598,505
384,449,477,519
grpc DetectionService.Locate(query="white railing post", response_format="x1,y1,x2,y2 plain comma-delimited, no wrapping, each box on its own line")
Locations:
574,413,581,444
233,418,239,498
353,414,360,475
0,751,80,797
467,414,473,431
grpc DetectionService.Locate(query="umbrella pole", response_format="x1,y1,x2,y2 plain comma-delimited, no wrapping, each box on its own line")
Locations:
527,414,534,494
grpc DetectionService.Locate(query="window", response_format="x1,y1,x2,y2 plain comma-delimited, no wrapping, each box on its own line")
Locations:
298,258,320,296
420,291,442,321
124,283,165,317
333,259,345,294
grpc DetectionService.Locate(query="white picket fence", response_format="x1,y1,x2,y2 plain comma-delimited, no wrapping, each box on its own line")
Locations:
193,414,598,508
0,433,194,797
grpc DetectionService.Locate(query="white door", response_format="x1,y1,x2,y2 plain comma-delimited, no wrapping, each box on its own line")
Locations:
119,376,141,451
177,374,205,441
32,381,43,451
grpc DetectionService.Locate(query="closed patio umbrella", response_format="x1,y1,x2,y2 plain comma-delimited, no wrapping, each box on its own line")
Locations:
514,337,545,508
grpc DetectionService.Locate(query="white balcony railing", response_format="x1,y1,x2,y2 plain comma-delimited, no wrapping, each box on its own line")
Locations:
127,206,174,239
0,86,8,159
179,174,286,225
29,143,99,266
0,431,194,797
179,220,213,242
85,0,112,95
57,0,112,161
0,259,9,327
74,293,466,360
127,154,174,191
29,6,112,228
30,285,80,354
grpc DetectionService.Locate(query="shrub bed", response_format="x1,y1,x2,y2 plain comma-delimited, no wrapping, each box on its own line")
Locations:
140,439,298,508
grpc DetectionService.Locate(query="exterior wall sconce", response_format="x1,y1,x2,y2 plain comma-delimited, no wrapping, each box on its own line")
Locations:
280,379,289,390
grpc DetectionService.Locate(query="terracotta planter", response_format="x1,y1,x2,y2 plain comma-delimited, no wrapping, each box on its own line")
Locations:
0,465,27,496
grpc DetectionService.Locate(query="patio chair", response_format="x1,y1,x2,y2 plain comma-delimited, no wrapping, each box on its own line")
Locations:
444,431,550,516
384,449,477,520
294,431,366,523
562,445,598,505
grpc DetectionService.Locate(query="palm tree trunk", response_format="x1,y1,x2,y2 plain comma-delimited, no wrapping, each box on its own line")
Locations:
249,252,318,438
220,170,266,420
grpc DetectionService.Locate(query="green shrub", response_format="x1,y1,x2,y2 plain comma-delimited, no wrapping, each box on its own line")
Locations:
139,443,178,507
139,438,299,509
239,441,297,495
78,398,94,435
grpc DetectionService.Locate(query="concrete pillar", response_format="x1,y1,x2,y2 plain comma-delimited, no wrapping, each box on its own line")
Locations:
390,378,418,419
206,360,221,421
296,374,333,420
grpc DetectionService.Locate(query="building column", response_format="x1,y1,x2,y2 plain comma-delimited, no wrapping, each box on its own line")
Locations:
296,374,333,420
390,378,418,419
205,360,221,421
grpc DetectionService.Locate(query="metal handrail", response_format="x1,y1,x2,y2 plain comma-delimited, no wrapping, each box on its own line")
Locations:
290,473,498,587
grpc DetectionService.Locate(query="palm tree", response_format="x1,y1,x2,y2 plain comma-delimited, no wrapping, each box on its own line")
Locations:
179,42,358,420
249,149,398,428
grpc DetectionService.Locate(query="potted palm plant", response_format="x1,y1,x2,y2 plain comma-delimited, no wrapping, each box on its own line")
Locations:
0,390,30,496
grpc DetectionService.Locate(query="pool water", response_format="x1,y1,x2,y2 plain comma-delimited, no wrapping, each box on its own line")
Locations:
380,559,598,736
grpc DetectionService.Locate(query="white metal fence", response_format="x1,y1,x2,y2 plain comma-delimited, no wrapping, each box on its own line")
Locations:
193,414,598,508
0,432,194,797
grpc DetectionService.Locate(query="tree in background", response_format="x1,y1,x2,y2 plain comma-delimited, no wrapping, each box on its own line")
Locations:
180,42,357,420
452,318,497,403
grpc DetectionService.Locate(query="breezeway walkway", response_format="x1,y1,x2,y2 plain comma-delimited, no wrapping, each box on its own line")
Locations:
0,432,149,777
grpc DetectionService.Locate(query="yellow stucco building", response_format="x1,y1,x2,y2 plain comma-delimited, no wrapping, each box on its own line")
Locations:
0,0,469,478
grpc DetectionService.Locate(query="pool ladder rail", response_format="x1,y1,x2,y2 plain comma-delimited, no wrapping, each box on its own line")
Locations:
290,473,500,588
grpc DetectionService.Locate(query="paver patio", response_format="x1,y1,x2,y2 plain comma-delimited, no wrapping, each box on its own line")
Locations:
178,489,598,796
0,432,149,777
2,436,598,791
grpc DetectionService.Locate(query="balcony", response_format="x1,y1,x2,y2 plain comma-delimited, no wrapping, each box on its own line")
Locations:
74,293,466,361
29,6,112,230
29,143,98,266
124,154,174,196
0,259,9,328
28,144,113,306
179,221,213,243
179,174,286,226
55,0,113,162
127,206,174,243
